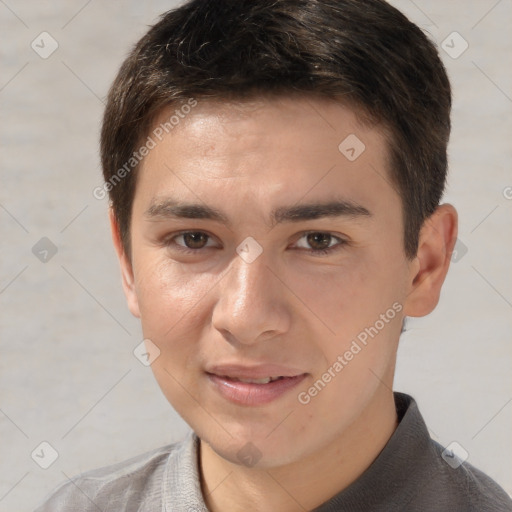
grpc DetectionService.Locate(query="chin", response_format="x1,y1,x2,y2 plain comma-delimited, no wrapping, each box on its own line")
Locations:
196,419,317,469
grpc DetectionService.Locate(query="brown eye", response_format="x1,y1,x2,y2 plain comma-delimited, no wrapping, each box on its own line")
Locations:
293,231,346,256
306,232,333,251
181,232,209,249
164,230,219,255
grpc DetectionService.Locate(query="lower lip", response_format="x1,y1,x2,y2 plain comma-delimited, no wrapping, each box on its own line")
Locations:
207,373,308,406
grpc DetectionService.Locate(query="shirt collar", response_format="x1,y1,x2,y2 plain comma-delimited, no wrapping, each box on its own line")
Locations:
163,428,209,511
313,392,429,510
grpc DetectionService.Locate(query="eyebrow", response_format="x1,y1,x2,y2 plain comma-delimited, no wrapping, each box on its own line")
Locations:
145,198,372,228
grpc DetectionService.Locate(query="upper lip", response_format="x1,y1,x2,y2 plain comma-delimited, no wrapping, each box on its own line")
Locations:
206,363,307,379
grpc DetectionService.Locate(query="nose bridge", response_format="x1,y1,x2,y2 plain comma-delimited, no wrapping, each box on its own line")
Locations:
213,245,289,343
225,249,271,314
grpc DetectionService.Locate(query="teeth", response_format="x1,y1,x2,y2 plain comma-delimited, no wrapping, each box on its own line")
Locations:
230,376,282,384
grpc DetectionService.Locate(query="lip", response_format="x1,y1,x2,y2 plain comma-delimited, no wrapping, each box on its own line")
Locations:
205,363,308,406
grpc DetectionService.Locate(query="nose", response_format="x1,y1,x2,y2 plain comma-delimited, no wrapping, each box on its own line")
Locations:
211,247,291,346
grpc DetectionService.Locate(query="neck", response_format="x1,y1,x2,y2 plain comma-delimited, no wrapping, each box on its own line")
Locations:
199,388,398,512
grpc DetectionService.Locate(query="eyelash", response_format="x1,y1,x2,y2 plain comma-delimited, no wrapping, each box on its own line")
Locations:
164,230,347,257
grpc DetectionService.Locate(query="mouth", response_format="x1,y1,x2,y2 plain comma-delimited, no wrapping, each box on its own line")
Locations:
216,375,288,384
205,365,308,406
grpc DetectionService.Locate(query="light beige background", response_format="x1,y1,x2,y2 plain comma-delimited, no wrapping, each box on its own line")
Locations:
1,1,511,510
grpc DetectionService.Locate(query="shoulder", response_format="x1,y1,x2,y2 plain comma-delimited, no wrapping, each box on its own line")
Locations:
391,394,512,511
420,438,512,511
33,437,187,512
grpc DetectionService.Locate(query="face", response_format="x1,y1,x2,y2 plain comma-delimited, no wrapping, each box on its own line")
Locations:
115,96,420,468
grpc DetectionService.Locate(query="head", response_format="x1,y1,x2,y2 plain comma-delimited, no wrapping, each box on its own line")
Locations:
102,0,457,468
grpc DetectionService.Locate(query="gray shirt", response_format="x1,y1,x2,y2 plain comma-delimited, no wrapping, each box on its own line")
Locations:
34,393,512,511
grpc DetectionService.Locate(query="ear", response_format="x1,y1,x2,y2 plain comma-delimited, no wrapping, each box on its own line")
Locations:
403,203,458,317
109,208,141,318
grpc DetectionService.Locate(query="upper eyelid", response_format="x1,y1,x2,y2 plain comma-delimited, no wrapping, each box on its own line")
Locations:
296,231,345,242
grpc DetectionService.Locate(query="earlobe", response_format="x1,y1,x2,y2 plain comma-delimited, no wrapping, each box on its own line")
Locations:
403,204,458,317
109,209,141,318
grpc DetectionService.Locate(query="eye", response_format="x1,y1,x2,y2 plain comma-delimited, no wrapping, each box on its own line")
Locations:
293,231,347,256
164,230,347,257
166,231,217,253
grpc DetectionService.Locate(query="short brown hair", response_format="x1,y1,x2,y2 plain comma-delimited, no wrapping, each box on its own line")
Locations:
100,0,451,259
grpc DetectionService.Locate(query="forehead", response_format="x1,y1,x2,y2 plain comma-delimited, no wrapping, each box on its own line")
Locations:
134,96,397,221
148,96,384,154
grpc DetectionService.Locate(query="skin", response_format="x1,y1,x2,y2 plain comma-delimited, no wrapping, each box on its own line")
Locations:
111,96,458,512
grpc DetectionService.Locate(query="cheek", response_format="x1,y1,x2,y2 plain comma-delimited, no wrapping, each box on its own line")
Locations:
289,257,377,336
133,258,215,401
133,255,216,343
293,254,403,365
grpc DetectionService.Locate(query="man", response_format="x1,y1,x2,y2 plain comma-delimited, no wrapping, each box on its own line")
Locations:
35,0,512,510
